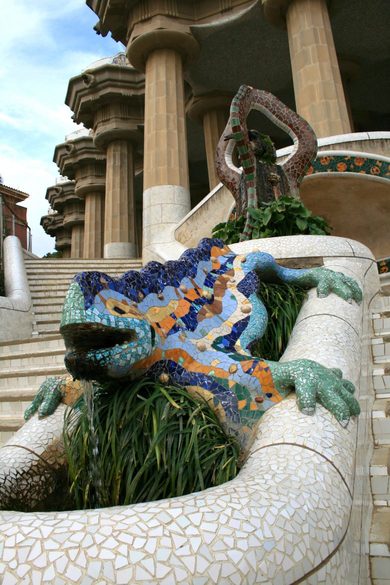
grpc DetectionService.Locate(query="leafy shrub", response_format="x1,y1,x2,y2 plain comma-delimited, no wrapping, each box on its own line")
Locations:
43,250,63,258
212,196,331,244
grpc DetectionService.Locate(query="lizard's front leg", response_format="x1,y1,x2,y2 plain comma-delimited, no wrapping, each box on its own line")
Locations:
268,359,360,426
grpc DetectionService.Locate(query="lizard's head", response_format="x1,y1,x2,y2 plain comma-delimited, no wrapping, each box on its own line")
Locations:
60,238,233,383
60,271,155,381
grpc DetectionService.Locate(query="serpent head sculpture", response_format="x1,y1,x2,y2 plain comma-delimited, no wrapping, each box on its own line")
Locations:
216,85,317,240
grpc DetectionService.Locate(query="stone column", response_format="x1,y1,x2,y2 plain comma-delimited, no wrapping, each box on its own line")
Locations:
83,192,105,259
44,181,85,259
66,56,144,258
262,0,352,138
71,224,84,259
128,24,200,261
187,93,232,190
41,212,71,258
104,140,136,258
53,136,106,259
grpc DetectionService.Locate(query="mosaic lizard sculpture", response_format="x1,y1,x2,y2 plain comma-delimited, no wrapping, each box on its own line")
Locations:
26,238,361,451
216,85,317,241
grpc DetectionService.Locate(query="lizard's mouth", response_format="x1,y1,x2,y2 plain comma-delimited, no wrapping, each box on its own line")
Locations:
61,322,137,352
61,323,139,380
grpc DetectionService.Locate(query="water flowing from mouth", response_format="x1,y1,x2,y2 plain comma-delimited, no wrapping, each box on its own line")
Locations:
81,379,103,508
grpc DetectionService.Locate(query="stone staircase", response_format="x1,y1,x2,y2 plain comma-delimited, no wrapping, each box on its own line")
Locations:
0,257,142,445
370,289,390,584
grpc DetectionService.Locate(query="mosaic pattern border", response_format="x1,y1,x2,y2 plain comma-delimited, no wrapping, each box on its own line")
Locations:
307,154,390,179
378,257,390,274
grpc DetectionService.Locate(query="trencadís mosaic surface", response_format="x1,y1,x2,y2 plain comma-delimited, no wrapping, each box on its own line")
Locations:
27,238,361,451
0,236,377,584
307,154,390,179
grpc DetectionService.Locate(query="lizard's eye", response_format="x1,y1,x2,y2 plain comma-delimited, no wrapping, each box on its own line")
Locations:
105,297,142,318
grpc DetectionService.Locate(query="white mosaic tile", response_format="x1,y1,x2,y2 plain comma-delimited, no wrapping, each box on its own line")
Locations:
0,243,379,584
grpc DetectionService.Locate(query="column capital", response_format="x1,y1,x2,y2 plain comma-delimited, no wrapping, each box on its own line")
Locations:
53,136,106,198
45,182,84,230
261,0,291,27
128,17,200,72
186,91,233,123
40,212,64,237
40,213,71,253
66,55,145,149
45,180,76,210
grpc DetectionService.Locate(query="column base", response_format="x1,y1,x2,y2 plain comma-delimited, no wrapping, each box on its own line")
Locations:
142,184,191,263
104,242,136,258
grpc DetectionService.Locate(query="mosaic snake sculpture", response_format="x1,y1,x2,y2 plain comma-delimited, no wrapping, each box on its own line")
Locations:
216,85,317,240
26,238,361,451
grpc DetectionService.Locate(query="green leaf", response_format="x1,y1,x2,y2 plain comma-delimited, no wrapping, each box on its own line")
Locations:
296,217,308,231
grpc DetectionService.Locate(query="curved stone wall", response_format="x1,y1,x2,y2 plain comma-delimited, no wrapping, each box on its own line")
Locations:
0,236,378,583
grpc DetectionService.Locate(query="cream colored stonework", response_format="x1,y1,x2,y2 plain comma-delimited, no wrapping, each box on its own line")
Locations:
143,48,190,191
104,140,137,258
83,192,104,259
286,0,351,137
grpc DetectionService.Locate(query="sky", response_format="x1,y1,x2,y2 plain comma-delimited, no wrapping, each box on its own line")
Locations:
0,0,120,256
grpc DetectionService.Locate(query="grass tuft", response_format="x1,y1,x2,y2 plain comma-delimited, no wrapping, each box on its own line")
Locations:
64,380,241,509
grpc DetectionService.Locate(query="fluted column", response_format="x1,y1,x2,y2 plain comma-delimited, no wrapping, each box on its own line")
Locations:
128,23,199,262
187,93,231,190
66,56,144,259
53,137,106,259
203,110,228,189
139,48,189,261
104,140,136,257
71,224,84,259
83,192,105,259
262,0,352,137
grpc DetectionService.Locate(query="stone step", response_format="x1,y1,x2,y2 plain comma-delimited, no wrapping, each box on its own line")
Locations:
0,334,64,356
29,284,71,292
370,446,390,506
30,290,68,299
370,507,390,582
0,348,65,370
33,303,64,314
0,364,67,389
373,399,390,445
0,399,30,417
0,414,24,432
24,259,142,266
372,337,390,361
27,271,133,280
0,387,39,402
372,369,390,399
25,266,142,278
372,314,390,338
35,326,62,336
34,313,62,324
32,297,67,306
371,294,390,313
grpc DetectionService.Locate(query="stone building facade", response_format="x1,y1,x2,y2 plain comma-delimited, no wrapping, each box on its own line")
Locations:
0,181,30,252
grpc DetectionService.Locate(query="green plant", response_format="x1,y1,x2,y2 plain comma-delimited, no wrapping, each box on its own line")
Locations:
251,280,306,361
212,196,331,244
64,379,241,509
43,250,63,258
